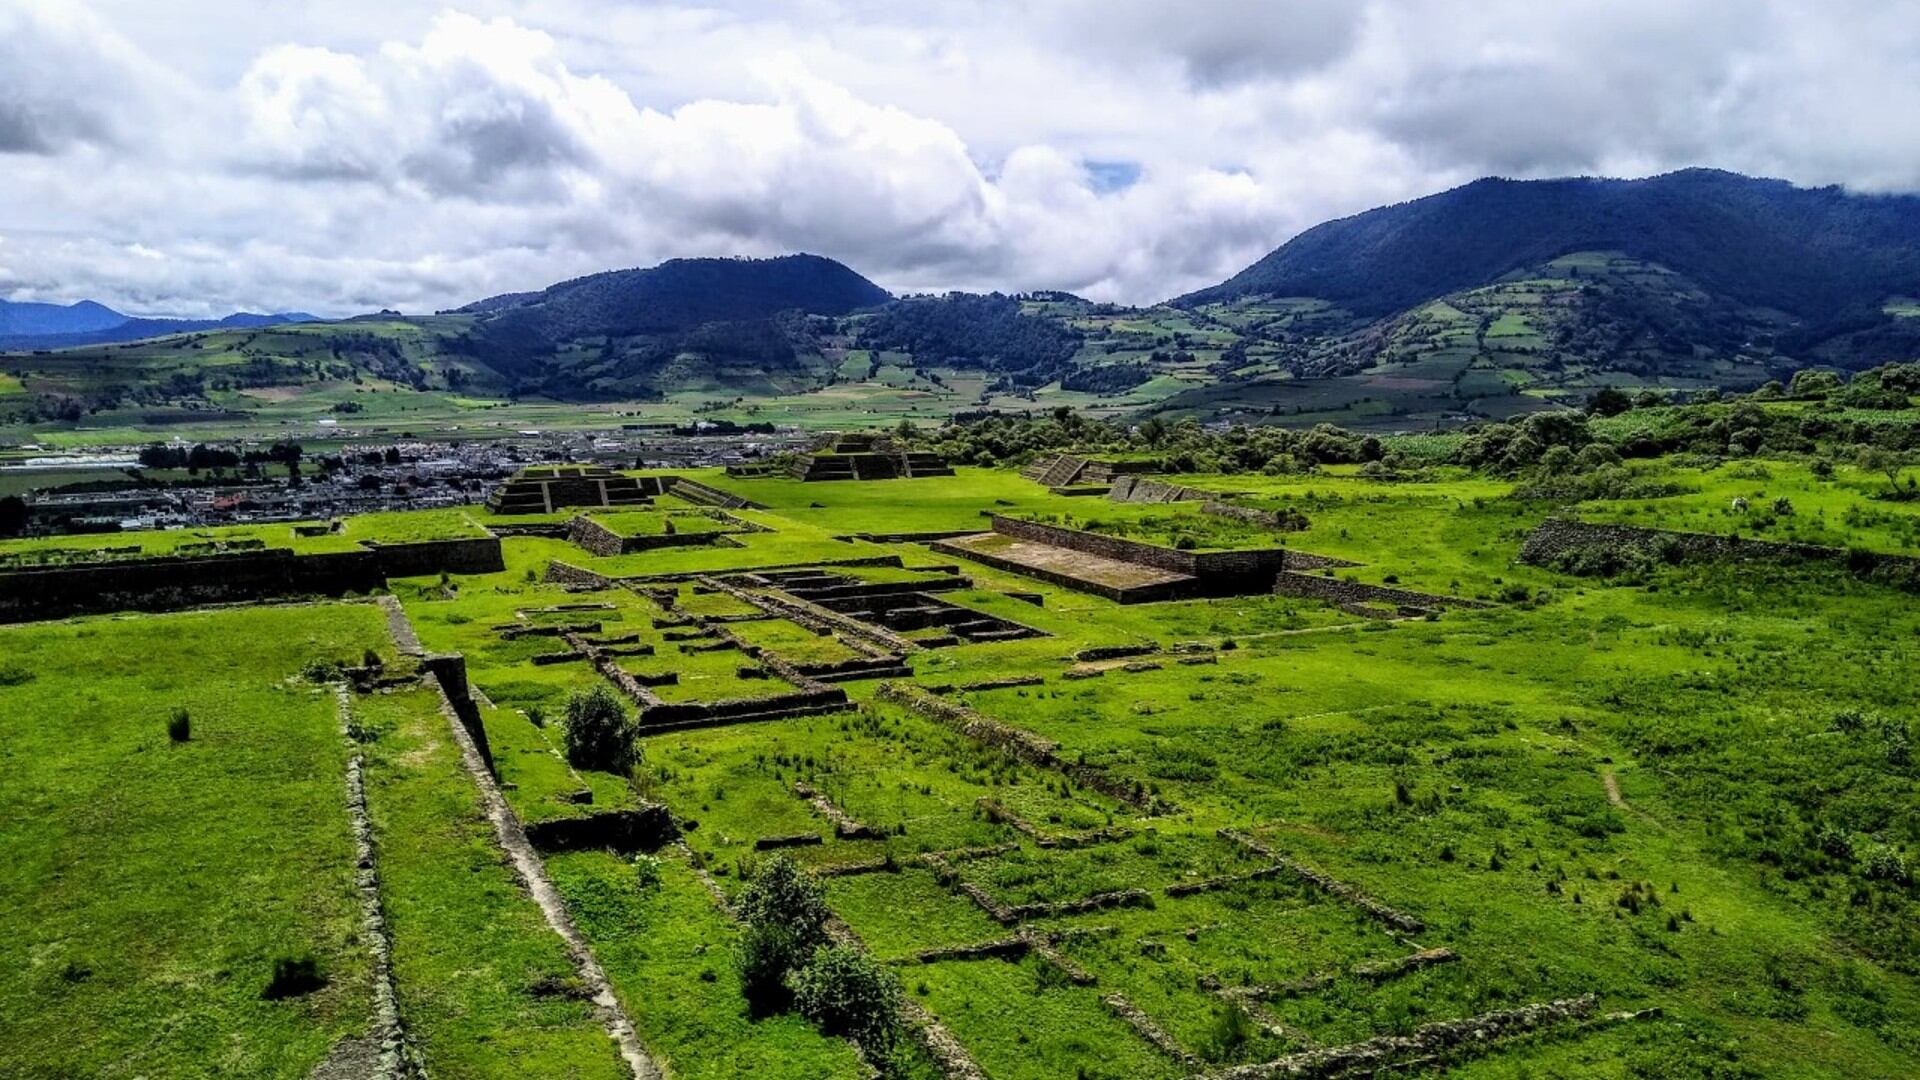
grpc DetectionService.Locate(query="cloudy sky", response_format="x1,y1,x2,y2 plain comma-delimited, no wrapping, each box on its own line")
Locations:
2,1,1917,317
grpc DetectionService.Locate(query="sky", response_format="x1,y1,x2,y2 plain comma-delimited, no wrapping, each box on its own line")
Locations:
2,1,1918,318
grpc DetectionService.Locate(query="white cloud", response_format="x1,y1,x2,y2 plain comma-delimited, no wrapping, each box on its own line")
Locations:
1,1,1918,316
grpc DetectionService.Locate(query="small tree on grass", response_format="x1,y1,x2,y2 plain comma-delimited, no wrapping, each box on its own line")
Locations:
562,685,640,773
167,708,191,743
734,855,829,1013
791,943,905,1054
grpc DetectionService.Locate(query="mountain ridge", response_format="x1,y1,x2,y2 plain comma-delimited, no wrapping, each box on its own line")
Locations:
1175,169,1920,323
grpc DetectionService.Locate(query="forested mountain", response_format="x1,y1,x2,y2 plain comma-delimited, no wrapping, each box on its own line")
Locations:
9,174,1920,430
1178,169,1920,321
462,254,890,353
855,293,1084,388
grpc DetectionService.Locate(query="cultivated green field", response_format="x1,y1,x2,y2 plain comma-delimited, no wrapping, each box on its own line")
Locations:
3,447,1917,1078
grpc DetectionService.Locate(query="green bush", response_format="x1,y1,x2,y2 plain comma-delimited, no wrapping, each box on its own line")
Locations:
166,708,190,743
561,685,640,773
733,855,830,1014
790,944,904,1051
261,955,325,1000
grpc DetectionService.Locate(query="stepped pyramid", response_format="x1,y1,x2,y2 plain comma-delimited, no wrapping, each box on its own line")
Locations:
787,433,953,481
485,465,658,514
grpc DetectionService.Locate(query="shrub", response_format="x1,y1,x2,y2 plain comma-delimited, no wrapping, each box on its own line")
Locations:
1861,845,1910,884
262,955,326,999
790,944,904,1050
0,662,34,687
166,707,190,743
299,658,343,683
734,855,830,1013
561,685,640,773
632,853,662,891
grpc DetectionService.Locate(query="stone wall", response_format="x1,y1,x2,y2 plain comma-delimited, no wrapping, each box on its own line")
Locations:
0,548,382,623
1106,476,1209,503
1202,501,1308,532
0,535,503,624
1270,571,1491,613
364,536,506,577
928,537,1185,603
988,515,1288,579
1521,517,1920,586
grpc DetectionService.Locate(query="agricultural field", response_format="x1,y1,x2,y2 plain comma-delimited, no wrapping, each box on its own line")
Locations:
2,457,1916,1079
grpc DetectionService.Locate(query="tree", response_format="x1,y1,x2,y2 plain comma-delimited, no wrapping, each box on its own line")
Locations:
560,685,640,773
1585,387,1632,417
0,495,26,538
1788,369,1842,399
1857,447,1902,491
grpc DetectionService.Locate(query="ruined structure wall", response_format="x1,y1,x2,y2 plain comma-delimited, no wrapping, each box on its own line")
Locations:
987,515,1287,577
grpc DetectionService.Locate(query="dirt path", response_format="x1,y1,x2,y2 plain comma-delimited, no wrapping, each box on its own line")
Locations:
1600,767,1625,807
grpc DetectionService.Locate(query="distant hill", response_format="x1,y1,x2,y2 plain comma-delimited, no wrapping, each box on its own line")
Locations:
1177,169,1920,323
0,299,128,336
0,299,318,351
466,254,890,349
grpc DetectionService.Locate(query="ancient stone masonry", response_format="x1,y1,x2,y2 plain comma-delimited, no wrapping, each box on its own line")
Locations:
739,567,1045,648
820,914,989,1080
1201,501,1309,532
544,560,616,590
566,510,766,557
1004,888,1150,924
0,535,502,624
879,682,1173,813
1105,993,1200,1069
795,781,884,839
1107,475,1211,504
977,797,1133,850
392,618,663,1080
523,805,678,855
1351,947,1458,982
665,476,767,509
1198,996,1618,1080
484,465,662,514
786,433,954,481
1270,571,1491,616
1164,864,1287,897
334,686,425,1079
1220,830,1424,935
1520,516,1920,584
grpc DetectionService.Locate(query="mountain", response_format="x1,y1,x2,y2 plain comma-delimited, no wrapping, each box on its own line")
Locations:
0,299,130,336
0,300,318,350
1177,169,1920,322
453,253,894,396
465,253,890,348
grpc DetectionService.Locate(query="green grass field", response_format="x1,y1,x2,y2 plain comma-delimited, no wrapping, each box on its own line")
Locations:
3,458,1916,1077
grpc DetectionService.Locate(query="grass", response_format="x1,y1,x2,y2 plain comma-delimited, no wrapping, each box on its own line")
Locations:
3,463,1918,1077
0,603,390,1077
357,686,629,1076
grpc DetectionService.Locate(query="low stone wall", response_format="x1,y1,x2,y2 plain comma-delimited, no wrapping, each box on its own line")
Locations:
1203,501,1308,532
1211,996,1605,1080
544,560,615,589
1521,517,1920,587
1271,571,1490,613
879,682,1170,813
522,804,678,854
